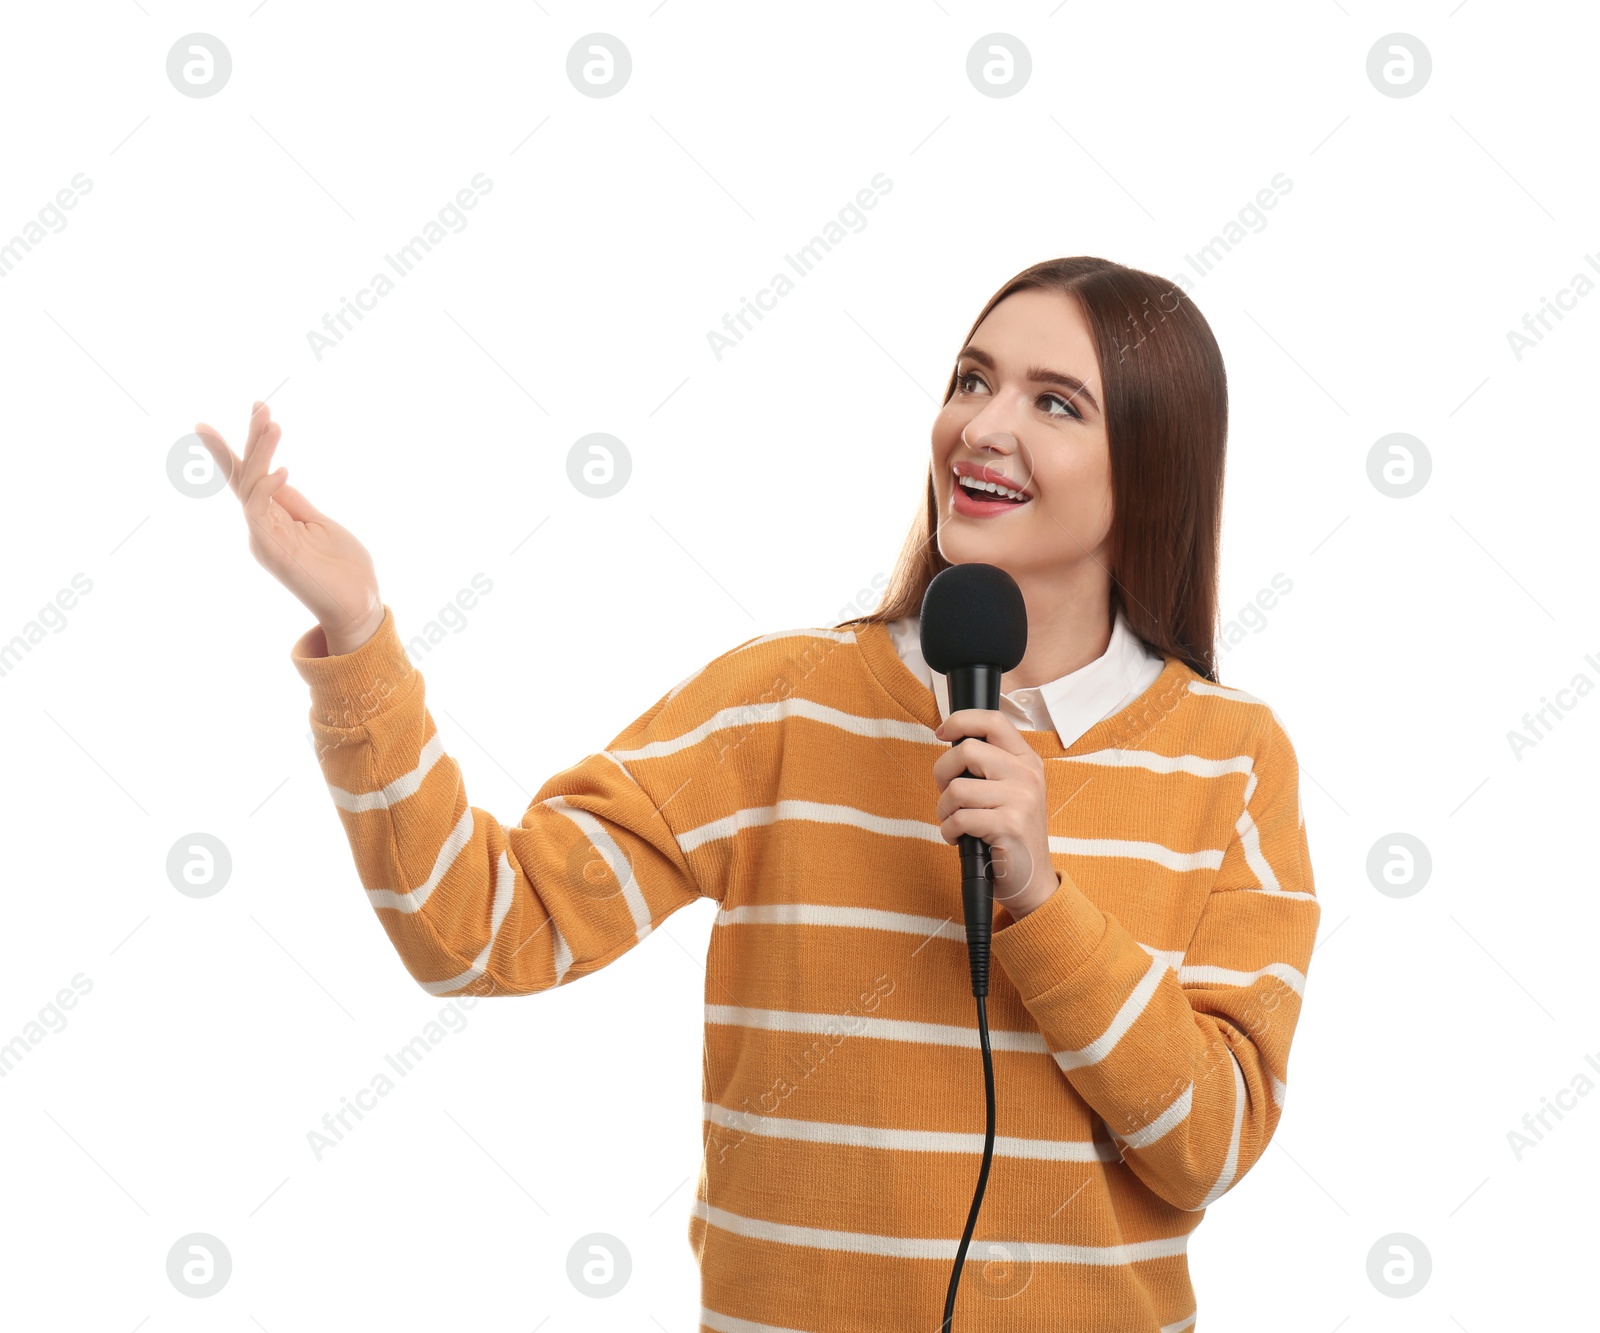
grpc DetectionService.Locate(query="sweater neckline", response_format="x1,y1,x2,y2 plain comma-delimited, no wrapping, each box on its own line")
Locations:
851,618,1195,759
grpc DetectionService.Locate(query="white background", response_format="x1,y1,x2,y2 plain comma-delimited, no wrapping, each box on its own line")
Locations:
1,2,1594,1329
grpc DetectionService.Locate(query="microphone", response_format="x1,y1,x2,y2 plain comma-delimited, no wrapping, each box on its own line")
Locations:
919,562,1029,999
921,562,1028,1332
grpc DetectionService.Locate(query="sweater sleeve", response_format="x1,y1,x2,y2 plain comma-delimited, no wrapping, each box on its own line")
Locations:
988,706,1319,1212
290,604,734,998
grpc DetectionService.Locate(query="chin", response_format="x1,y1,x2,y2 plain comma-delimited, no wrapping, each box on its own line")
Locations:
937,528,1020,570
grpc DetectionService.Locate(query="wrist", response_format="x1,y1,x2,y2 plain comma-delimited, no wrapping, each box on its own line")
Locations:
1003,866,1062,923
321,606,384,657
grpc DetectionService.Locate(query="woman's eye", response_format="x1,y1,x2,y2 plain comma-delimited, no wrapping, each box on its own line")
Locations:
1043,393,1083,421
956,371,985,394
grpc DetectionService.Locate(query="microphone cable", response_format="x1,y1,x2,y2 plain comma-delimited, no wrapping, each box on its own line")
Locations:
942,835,998,1332
941,991,996,1331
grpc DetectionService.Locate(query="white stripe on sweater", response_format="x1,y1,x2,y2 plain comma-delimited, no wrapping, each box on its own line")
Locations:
1056,744,1266,833
1111,1081,1194,1151
716,901,968,942
665,627,858,702
329,730,652,819
702,1101,1120,1162
1185,679,1264,706
613,695,934,762
328,730,448,812
690,1197,1191,1265
361,799,619,992
354,776,648,926
1055,748,1255,781
1187,678,1287,732
1048,836,1225,873
1177,684,1305,827
1235,806,1316,901
544,795,653,942
1181,959,1307,998
1053,952,1173,1071
414,851,549,993
1193,1046,1248,1210
366,805,474,913
680,801,948,853
705,1003,1050,1054
415,850,576,995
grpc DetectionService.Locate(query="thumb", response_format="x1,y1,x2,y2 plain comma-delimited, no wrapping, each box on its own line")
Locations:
192,423,235,480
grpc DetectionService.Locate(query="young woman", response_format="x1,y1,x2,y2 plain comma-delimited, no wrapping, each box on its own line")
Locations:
197,255,1317,1332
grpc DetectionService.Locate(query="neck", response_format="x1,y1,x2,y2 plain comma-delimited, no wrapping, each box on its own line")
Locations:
1001,563,1114,692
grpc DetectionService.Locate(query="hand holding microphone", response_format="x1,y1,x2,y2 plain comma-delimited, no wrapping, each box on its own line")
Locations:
931,708,1060,925
919,562,1044,998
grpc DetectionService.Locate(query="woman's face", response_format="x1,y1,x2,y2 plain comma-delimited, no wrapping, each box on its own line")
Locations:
930,288,1113,588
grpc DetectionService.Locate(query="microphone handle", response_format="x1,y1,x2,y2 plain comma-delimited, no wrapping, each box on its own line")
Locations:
948,665,1003,998
957,833,991,997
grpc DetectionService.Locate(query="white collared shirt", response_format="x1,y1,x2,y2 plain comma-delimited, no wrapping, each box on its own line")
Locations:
885,606,1167,749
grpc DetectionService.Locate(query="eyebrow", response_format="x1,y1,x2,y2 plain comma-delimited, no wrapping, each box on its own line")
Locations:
956,344,1100,416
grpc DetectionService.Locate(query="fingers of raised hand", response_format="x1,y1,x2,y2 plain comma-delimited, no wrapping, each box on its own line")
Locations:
236,400,275,492
242,421,284,519
243,399,269,460
193,424,241,492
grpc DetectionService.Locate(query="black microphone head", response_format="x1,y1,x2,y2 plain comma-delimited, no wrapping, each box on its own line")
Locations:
919,563,1028,675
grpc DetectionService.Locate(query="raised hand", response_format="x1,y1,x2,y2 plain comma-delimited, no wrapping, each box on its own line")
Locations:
195,401,385,654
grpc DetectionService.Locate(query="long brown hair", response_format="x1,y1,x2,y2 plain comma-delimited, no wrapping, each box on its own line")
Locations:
835,257,1229,683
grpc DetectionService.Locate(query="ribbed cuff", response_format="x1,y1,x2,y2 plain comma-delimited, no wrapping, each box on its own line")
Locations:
990,875,1108,1002
289,604,415,730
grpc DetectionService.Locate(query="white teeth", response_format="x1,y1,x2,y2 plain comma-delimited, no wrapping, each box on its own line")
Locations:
957,474,1027,501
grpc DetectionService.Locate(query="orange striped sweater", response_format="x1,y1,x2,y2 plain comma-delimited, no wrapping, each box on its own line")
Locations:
290,604,1318,1332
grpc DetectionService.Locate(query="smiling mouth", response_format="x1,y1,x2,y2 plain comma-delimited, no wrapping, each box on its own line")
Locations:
955,474,1031,505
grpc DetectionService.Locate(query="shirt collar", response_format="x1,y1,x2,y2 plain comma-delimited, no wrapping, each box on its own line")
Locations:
885,606,1164,749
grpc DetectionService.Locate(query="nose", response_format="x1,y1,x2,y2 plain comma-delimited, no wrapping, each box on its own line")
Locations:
961,428,1019,457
